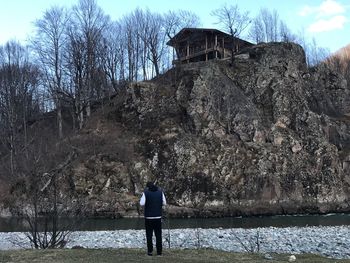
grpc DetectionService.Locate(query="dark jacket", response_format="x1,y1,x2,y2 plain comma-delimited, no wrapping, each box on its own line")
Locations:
144,185,163,218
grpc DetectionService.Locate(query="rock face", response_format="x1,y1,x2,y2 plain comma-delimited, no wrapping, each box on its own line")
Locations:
61,42,350,217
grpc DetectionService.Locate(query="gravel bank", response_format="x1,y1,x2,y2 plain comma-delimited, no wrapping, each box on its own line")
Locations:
0,226,349,259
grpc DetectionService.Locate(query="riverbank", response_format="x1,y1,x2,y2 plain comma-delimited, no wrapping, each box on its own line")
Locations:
0,226,349,259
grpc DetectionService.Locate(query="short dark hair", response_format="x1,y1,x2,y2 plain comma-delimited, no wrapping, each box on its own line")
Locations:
146,181,154,188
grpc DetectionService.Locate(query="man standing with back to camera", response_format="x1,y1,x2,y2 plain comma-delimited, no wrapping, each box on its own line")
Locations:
140,181,167,256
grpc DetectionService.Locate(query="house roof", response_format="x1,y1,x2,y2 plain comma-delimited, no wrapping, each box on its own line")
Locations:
167,27,253,47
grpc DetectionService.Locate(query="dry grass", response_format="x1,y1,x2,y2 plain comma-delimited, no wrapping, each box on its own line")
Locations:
0,248,348,263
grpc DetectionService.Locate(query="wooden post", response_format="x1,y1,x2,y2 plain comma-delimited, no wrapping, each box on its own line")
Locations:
222,37,225,58
187,42,190,63
215,35,218,59
205,34,208,61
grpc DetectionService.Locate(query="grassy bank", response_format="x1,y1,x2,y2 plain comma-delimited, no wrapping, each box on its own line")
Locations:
0,248,349,263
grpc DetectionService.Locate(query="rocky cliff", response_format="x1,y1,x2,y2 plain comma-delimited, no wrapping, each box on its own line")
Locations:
13,42,350,218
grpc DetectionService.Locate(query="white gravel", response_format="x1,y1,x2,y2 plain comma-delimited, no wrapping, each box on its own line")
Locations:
1,226,349,259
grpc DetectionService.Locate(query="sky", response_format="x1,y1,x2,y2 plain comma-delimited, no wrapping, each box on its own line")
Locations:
0,0,349,53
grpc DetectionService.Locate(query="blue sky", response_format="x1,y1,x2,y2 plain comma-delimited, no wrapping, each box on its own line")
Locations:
0,0,349,53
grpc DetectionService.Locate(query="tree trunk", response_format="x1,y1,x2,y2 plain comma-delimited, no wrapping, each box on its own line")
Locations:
79,104,84,130
51,173,58,247
57,104,63,139
86,100,91,118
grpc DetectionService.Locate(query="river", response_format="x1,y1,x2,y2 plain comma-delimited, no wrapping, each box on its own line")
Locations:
0,213,349,232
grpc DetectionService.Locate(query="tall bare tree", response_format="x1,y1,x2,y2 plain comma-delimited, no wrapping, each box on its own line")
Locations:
121,10,142,82
0,41,40,177
307,38,330,66
279,21,297,43
71,0,109,119
248,8,277,43
248,8,295,43
133,9,149,80
102,21,125,91
163,10,201,67
164,10,201,40
211,4,250,64
141,10,167,77
32,6,69,139
64,29,85,130
295,31,330,66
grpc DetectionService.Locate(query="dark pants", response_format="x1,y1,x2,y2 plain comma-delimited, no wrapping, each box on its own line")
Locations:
145,218,162,255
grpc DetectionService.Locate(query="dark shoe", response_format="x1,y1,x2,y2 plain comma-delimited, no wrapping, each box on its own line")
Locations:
147,252,152,256
157,253,162,256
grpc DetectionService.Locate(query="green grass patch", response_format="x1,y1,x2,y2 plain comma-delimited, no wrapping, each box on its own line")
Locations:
0,248,348,263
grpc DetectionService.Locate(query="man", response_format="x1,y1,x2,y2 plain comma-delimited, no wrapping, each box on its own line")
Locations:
139,181,166,256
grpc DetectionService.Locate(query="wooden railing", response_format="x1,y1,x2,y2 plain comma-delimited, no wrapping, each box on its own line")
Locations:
174,46,230,64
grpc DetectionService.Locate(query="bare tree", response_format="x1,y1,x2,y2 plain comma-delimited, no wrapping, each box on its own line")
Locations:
231,229,261,253
64,30,86,130
32,6,70,139
60,0,110,130
296,31,330,66
164,10,201,40
142,11,167,77
134,9,150,80
307,38,330,66
279,21,297,43
0,41,40,177
10,139,80,249
121,15,134,81
102,8,201,81
249,8,296,44
211,4,250,64
249,18,265,44
262,9,279,42
71,0,109,119
163,10,201,68
249,8,279,43
102,21,125,91
120,9,146,82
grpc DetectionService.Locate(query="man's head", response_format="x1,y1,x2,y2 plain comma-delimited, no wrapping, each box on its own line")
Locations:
146,181,154,188
146,181,157,191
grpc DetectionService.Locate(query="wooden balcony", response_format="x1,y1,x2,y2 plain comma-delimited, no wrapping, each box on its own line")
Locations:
173,46,231,64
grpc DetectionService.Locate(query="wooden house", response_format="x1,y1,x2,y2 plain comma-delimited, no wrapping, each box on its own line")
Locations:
167,28,254,64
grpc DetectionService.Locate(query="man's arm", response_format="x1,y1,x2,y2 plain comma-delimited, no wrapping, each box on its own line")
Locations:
140,193,146,206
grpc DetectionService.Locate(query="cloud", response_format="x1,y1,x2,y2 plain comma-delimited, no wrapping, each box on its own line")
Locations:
299,0,348,33
299,0,345,17
318,0,345,16
299,6,315,16
308,15,347,32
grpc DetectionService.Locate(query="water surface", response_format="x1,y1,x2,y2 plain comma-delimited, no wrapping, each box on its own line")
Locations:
0,213,349,232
